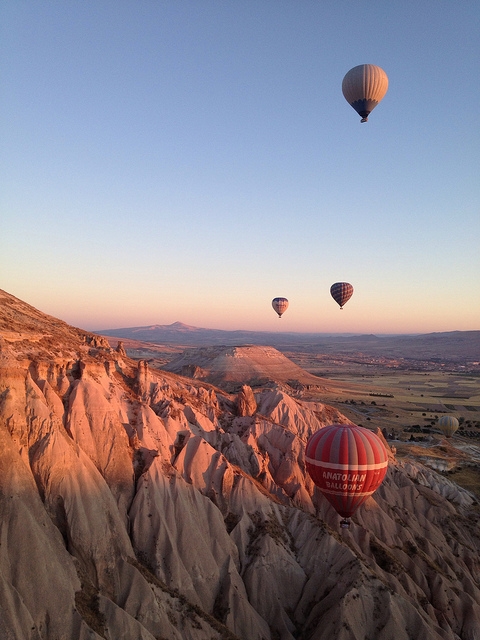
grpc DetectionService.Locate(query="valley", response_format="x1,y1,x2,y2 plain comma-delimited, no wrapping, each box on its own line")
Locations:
104,334,480,498
285,350,480,436
104,334,480,437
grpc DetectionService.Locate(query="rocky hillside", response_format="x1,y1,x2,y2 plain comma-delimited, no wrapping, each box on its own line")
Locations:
1,289,480,640
162,344,337,392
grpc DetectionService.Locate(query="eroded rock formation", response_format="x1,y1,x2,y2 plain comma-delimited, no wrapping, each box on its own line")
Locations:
236,384,257,417
1,289,480,640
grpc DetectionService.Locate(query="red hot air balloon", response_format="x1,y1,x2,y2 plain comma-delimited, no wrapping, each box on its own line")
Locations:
330,282,354,309
305,423,388,528
272,297,289,318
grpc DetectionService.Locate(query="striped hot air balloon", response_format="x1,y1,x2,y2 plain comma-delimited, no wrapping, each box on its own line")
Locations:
272,297,289,318
305,423,389,528
330,282,354,309
342,64,388,123
438,415,459,438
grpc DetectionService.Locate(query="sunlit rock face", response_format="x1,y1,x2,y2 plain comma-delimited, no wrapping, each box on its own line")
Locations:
162,344,331,392
236,384,257,417
1,288,480,640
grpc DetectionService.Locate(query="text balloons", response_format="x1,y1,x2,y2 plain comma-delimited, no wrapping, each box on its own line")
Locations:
330,282,354,309
305,423,388,527
272,297,289,318
342,64,388,122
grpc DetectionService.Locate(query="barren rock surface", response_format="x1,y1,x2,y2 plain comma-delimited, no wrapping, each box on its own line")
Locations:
163,344,335,391
1,289,480,640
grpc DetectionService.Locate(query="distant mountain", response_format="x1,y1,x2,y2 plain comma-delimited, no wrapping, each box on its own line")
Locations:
98,321,337,348
98,322,480,362
344,331,480,362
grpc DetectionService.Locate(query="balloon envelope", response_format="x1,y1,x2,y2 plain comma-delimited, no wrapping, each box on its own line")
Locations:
330,282,354,309
438,416,459,438
272,297,289,318
305,423,388,519
342,64,388,122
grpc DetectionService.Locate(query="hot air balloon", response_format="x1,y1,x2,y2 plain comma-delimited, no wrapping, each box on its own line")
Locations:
342,64,388,123
330,282,354,309
305,423,389,528
272,297,289,318
438,415,459,438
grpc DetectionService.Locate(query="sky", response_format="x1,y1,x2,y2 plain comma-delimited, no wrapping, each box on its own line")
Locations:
1,1,479,335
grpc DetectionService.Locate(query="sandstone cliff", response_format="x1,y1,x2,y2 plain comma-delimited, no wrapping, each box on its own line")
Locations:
1,289,479,640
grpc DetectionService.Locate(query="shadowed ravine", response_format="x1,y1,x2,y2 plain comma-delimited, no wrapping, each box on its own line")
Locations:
1,289,480,640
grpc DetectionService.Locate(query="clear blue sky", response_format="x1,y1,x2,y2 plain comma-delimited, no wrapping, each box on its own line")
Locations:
1,1,479,334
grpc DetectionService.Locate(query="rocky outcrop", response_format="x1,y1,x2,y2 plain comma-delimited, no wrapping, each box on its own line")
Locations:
163,344,332,391
1,289,480,640
236,384,257,416
116,340,127,357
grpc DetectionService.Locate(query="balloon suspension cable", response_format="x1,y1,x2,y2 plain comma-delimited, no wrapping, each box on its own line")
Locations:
340,518,351,529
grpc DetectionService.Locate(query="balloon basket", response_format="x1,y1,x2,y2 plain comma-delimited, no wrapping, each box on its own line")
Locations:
340,518,350,529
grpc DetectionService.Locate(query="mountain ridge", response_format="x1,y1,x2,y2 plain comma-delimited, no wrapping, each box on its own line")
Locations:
98,319,479,340
98,321,480,361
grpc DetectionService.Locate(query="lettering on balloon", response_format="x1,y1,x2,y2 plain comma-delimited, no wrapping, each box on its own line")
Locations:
323,471,366,492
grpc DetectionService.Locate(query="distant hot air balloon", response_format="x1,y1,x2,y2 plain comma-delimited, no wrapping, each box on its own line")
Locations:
272,297,289,318
330,282,354,309
305,423,389,528
342,64,388,123
438,415,459,438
